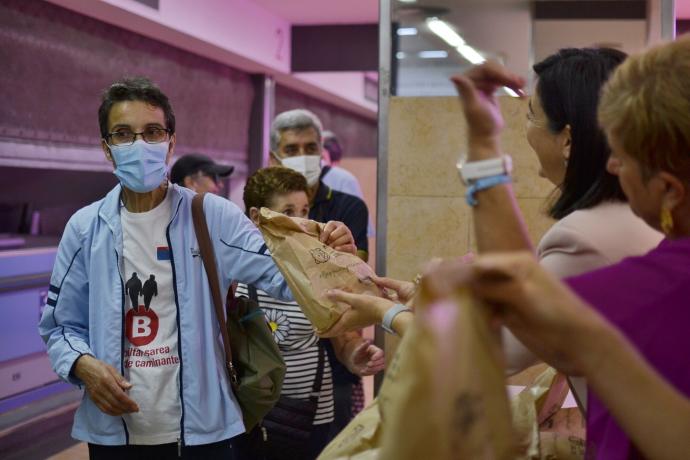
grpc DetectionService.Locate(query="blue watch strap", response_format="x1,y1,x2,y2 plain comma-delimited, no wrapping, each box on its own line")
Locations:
465,174,512,206
381,303,411,335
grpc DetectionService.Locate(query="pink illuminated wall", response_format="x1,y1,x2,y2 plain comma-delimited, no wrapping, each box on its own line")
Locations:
45,0,377,117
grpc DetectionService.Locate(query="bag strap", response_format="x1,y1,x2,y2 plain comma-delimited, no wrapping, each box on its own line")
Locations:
191,193,239,389
319,165,331,180
247,284,259,303
227,281,238,311
237,285,266,324
310,341,326,398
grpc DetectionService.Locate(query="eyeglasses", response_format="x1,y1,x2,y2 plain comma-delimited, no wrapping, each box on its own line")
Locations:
106,127,171,146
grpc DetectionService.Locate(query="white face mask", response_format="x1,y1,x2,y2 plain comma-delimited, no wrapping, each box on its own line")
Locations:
280,155,322,187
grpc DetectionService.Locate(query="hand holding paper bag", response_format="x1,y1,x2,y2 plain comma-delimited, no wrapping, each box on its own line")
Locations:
257,208,382,335
319,276,518,460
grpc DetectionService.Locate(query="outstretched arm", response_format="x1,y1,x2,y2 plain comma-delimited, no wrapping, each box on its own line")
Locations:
321,290,413,338
464,252,690,460
451,63,534,254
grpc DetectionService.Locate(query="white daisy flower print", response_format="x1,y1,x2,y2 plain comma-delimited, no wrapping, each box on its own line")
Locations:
264,308,290,344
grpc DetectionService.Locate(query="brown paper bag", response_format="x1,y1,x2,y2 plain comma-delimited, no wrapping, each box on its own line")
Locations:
317,398,382,460
257,208,381,334
378,286,517,460
317,324,419,460
511,367,585,459
538,409,586,460
319,282,518,460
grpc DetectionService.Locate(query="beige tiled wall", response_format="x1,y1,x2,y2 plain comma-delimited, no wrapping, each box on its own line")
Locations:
386,95,554,281
384,96,555,364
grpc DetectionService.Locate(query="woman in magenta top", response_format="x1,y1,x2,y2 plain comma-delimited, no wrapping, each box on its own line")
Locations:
565,238,690,458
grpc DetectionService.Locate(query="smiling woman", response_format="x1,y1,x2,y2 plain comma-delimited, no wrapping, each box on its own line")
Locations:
530,48,629,220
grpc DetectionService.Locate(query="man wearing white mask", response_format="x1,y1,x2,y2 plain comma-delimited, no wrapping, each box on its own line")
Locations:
268,109,371,435
268,109,369,262
38,79,355,459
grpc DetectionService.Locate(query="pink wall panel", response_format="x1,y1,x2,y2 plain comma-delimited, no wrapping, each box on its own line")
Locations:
0,0,254,162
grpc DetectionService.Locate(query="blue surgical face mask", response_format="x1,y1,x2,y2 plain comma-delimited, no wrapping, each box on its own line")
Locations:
109,140,169,193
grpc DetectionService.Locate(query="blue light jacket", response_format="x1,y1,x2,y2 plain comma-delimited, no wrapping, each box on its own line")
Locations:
38,184,292,445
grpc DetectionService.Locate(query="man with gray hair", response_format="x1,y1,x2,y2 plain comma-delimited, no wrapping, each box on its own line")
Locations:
269,108,372,435
269,109,369,261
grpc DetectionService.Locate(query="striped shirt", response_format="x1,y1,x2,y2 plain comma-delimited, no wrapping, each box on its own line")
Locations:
236,283,334,425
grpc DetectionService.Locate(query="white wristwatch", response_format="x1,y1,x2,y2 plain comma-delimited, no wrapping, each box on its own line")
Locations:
457,155,513,185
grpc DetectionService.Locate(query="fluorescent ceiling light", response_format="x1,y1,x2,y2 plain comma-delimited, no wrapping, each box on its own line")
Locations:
503,87,521,98
425,15,516,97
457,44,485,65
419,50,448,59
426,17,465,47
396,51,406,59
398,0,417,3
397,27,418,36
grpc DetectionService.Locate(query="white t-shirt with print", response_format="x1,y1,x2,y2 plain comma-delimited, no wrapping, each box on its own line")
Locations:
120,189,182,445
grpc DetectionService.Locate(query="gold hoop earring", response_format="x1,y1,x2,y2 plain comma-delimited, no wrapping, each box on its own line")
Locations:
660,207,674,235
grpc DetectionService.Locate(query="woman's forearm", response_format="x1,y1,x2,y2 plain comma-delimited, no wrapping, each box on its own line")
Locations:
471,179,534,254
502,327,539,375
387,310,413,337
331,331,360,367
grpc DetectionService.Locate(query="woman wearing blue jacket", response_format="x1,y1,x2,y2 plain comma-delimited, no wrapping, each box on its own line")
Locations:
38,77,353,460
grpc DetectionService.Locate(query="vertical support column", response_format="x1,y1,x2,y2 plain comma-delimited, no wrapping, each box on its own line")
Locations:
374,0,392,393
390,22,399,97
648,0,676,44
660,0,676,40
248,74,275,174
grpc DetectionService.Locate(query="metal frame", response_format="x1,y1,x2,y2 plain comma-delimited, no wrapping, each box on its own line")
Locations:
376,0,391,281
248,75,276,174
661,0,676,40
374,0,392,393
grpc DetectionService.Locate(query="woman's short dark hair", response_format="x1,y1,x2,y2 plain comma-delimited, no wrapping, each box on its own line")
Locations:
243,166,308,215
98,77,175,139
534,48,628,219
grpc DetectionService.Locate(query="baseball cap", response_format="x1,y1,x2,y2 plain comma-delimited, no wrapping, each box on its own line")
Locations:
170,153,234,185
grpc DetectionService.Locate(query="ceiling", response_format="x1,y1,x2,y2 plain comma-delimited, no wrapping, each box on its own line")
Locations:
248,0,688,97
394,1,534,95
249,0,690,24
250,0,378,25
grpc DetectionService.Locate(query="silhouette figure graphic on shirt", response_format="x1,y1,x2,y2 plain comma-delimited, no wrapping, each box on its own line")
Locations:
125,272,143,308
142,274,158,311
